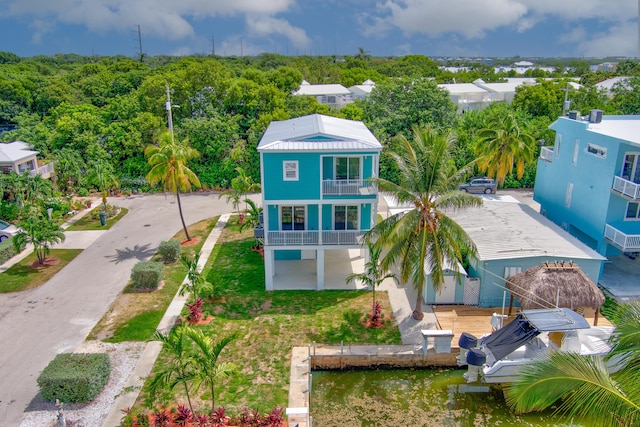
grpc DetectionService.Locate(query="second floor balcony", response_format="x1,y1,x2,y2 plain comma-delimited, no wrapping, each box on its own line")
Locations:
604,224,640,252
322,179,376,196
266,230,362,246
612,176,640,200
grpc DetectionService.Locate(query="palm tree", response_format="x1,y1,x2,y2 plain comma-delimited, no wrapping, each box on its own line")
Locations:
148,326,198,412
474,113,535,186
354,47,371,61
346,242,397,317
86,159,119,213
239,198,263,247
13,211,65,265
220,167,260,223
364,126,480,320
185,329,237,413
505,302,640,427
145,130,201,241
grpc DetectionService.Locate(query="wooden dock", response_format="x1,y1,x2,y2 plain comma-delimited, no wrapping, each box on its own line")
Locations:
432,305,613,348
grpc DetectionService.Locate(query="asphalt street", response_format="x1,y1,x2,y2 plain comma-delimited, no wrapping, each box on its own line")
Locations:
0,192,242,426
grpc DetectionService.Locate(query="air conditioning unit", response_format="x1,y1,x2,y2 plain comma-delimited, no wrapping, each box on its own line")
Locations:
568,110,580,120
589,109,603,124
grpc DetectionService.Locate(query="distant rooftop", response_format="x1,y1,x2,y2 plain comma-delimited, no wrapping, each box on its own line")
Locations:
0,141,37,163
294,83,351,96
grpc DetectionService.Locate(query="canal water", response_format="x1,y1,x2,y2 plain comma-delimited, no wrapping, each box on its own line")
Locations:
311,368,578,427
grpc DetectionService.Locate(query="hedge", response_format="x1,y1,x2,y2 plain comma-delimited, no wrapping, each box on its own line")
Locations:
130,261,164,291
37,353,111,403
158,240,181,263
0,237,16,265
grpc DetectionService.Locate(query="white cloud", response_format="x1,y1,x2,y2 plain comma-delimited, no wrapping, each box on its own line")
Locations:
575,21,638,57
245,15,310,49
3,0,297,40
369,0,636,40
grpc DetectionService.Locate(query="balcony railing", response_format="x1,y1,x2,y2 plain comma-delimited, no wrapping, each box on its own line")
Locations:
28,162,55,178
322,179,376,196
604,224,640,251
612,176,640,200
539,146,554,162
266,230,362,246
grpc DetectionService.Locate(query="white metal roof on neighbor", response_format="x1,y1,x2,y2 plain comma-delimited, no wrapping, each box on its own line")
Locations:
0,141,37,163
382,194,604,262
584,116,640,146
447,196,605,262
257,114,382,152
294,83,351,96
438,83,488,95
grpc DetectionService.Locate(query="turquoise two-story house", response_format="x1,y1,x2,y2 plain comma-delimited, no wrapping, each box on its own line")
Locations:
257,114,382,290
534,111,640,262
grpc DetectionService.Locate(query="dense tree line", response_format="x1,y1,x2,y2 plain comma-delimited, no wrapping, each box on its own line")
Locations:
1,52,639,196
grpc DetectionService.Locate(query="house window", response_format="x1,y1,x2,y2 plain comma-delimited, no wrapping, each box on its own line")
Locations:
281,206,305,230
555,134,562,157
334,205,358,230
622,153,640,184
283,161,298,181
565,182,573,208
572,140,579,165
336,157,360,180
504,266,522,278
586,143,607,159
626,202,640,219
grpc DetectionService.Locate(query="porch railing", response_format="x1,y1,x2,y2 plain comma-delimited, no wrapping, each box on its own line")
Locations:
612,176,640,200
322,179,375,196
28,162,55,178
266,230,362,246
604,224,640,251
539,146,554,162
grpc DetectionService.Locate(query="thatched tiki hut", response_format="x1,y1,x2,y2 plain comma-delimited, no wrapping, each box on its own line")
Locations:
506,261,605,325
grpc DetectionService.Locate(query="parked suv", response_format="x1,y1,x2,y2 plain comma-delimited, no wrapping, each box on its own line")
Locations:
459,178,497,194
0,220,19,242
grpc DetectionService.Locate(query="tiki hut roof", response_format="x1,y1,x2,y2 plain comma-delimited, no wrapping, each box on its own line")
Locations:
506,261,605,310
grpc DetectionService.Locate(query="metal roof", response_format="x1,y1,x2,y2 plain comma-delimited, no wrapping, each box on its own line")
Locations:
522,308,590,331
257,114,382,152
581,116,640,146
294,83,351,96
0,141,37,163
447,196,605,262
438,83,488,95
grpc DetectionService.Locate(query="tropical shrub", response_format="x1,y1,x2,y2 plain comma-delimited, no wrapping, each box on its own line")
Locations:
130,261,164,291
158,240,181,263
76,187,89,197
0,237,17,264
0,200,21,221
37,353,111,403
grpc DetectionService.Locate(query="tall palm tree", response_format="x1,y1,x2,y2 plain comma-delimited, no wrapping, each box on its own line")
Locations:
365,126,480,320
475,113,535,186
346,242,397,313
145,130,201,241
185,329,237,414
148,326,198,412
505,302,640,427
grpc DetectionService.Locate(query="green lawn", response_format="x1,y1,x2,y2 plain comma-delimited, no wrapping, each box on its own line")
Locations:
66,207,128,231
141,220,401,415
0,249,83,293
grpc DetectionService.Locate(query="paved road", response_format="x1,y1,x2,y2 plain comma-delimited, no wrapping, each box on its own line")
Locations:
0,192,242,426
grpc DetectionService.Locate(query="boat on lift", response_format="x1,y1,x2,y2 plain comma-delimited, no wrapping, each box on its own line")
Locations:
457,308,614,383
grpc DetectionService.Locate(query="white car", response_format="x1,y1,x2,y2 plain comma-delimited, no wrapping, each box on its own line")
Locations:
0,220,19,242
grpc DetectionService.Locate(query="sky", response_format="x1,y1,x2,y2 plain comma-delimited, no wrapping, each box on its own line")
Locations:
0,0,637,59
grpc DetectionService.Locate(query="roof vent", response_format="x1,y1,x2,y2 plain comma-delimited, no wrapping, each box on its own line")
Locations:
568,110,580,120
589,109,603,124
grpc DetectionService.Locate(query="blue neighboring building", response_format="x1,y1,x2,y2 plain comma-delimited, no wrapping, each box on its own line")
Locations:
257,114,382,291
534,112,640,265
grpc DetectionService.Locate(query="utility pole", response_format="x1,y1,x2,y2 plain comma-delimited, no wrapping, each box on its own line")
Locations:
137,25,144,61
240,37,244,57
165,83,175,144
211,35,215,56
562,83,571,116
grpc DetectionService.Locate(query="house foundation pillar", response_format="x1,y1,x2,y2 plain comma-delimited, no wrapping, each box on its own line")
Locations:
265,247,275,291
317,249,325,290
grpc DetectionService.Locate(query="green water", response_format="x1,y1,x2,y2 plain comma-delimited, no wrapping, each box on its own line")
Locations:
311,368,578,427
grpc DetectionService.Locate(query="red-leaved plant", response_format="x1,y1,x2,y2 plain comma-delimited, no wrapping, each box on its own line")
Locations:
186,298,204,325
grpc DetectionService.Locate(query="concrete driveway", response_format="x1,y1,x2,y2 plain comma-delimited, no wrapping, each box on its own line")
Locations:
0,192,247,426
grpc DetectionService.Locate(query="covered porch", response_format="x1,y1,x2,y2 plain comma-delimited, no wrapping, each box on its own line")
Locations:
267,248,368,291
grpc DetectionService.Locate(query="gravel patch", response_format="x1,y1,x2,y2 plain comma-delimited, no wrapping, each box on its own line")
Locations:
20,341,146,427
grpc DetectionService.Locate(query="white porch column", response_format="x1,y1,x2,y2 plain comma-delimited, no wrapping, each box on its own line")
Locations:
316,249,325,291
265,247,275,291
